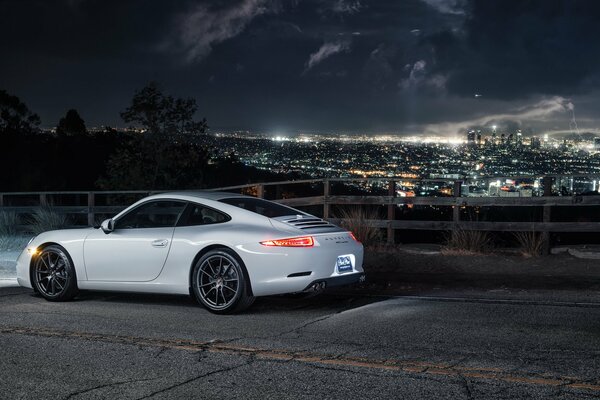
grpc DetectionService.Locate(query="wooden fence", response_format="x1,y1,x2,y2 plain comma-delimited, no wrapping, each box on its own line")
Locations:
2,177,600,250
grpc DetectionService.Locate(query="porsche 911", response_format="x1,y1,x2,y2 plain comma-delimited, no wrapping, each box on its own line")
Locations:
16,192,365,313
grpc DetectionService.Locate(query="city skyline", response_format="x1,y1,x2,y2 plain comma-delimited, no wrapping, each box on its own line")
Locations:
2,0,600,135
207,128,600,181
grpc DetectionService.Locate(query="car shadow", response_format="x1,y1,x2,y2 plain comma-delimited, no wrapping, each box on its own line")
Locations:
71,289,385,314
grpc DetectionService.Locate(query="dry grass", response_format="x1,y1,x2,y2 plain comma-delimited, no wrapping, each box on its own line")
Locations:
0,211,20,236
442,228,492,255
513,231,545,258
336,206,383,246
0,235,31,252
29,206,69,234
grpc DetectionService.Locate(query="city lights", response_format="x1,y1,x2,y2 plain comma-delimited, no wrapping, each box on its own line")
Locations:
207,128,600,196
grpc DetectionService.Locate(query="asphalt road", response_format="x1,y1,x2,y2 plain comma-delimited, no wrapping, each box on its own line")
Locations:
1,283,600,399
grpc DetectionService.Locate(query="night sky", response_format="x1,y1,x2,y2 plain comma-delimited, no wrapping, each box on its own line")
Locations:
2,0,600,136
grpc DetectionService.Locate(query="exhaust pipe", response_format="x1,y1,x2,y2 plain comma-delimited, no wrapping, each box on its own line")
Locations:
309,281,327,292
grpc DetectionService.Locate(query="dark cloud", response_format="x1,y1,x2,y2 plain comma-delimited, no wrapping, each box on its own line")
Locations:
429,0,600,99
0,0,598,133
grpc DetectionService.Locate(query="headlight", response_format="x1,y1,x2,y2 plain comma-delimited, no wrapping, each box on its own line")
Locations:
26,236,38,255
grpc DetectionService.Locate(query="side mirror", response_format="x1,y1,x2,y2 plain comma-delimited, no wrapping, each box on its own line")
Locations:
100,218,115,234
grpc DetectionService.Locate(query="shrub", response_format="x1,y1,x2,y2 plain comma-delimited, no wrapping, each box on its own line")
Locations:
336,206,383,246
29,207,69,234
513,231,545,258
0,211,20,236
442,228,492,255
0,235,30,252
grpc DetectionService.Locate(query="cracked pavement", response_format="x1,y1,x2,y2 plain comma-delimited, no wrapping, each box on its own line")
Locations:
0,285,599,399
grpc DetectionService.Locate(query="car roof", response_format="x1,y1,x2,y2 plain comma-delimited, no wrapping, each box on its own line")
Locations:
151,191,254,202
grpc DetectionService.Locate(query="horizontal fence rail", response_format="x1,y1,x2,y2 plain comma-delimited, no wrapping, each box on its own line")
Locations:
2,177,600,250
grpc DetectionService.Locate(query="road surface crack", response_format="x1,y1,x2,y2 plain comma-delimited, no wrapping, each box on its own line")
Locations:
135,357,255,399
63,377,158,400
459,375,474,400
154,346,168,358
273,313,336,337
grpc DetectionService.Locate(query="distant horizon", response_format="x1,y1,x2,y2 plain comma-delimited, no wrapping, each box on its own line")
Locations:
37,123,600,140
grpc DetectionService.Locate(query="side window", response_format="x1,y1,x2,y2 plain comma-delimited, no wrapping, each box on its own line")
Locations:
178,203,230,227
116,201,186,229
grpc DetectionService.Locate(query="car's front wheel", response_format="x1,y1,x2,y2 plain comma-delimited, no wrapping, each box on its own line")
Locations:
192,249,255,314
32,245,79,301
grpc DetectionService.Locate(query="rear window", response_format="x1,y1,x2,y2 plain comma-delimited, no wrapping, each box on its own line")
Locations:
219,197,306,218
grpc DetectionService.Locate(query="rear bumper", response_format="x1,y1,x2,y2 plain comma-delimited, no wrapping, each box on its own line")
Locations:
236,235,364,297
302,272,366,291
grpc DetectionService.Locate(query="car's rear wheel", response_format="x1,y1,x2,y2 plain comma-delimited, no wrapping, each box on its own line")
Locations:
192,249,255,314
32,245,79,301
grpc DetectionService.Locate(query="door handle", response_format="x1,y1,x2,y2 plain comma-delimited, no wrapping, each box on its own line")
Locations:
151,239,169,248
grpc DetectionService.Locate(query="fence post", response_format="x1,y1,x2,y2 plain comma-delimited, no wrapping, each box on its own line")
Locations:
543,176,553,196
87,192,95,227
541,203,552,255
323,179,330,219
540,176,553,254
453,181,462,224
39,193,47,207
256,184,265,199
453,180,462,198
0,193,3,207
387,180,396,245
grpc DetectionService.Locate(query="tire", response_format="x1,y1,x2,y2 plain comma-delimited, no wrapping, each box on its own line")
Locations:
192,248,255,314
32,245,79,301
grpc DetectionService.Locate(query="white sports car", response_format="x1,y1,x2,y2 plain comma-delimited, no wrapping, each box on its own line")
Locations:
16,192,365,313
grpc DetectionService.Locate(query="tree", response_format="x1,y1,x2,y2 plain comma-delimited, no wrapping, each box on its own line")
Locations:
99,82,210,189
0,89,40,133
98,135,210,190
56,109,87,136
120,82,207,138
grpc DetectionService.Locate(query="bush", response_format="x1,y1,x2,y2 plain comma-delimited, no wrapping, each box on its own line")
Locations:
336,206,383,246
29,207,69,234
513,231,545,258
0,235,30,252
442,228,492,255
0,211,20,235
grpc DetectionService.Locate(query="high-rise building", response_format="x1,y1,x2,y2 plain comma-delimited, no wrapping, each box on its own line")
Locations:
467,130,476,144
594,137,600,151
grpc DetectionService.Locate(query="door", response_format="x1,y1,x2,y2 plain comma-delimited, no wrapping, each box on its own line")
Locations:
84,200,187,281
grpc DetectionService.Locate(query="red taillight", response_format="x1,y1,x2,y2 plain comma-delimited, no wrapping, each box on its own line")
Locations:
260,236,314,247
349,232,360,242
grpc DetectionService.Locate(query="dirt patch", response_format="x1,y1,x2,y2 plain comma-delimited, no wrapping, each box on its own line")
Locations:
360,246,600,293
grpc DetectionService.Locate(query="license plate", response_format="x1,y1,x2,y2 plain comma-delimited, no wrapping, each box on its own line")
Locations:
336,255,353,274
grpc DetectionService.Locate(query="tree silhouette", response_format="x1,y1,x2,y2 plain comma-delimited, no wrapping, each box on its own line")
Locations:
0,89,41,133
120,82,207,138
100,82,210,189
56,109,87,136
